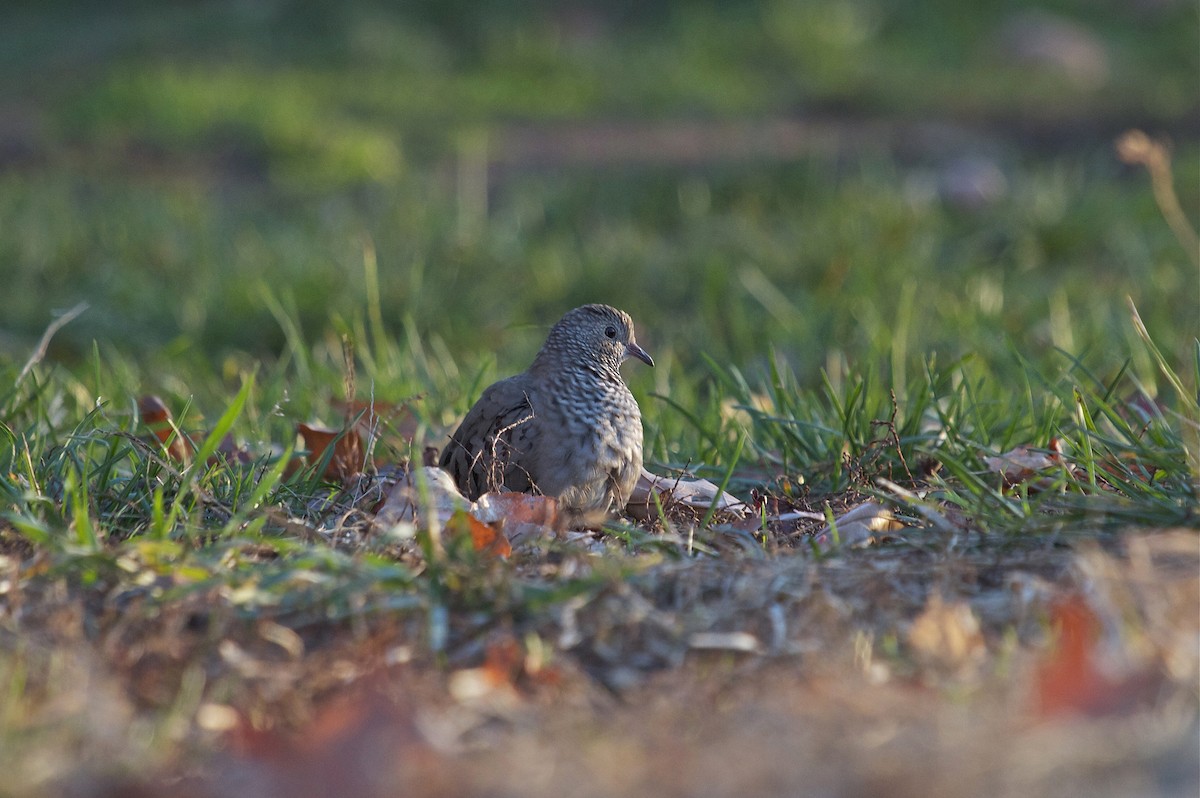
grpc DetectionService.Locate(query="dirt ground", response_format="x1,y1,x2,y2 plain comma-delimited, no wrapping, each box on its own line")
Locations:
10,527,1193,798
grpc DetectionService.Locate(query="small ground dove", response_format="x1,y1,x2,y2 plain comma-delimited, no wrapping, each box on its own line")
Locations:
439,304,653,527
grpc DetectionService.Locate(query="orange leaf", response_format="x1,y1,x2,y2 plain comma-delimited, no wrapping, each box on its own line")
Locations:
446,510,511,558
475,492,559,528
448,637,526,704
226,687,429,796
138,395,194,463
1033,596,1107,717
482,636,524,685
468,514,512,558
1032,595,1157,718
297,423,365,483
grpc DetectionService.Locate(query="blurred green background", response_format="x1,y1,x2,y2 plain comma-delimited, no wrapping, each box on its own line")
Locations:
1,0,1196,393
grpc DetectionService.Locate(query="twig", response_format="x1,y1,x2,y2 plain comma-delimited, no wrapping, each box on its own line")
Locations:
16,302,88,386
1116,130,1200,268
870,389,915,485
485,403,535,493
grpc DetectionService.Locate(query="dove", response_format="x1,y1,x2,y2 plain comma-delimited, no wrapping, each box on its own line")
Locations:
440,304,653,527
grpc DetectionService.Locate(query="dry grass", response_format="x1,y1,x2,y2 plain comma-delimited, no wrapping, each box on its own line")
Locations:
1,521,1195,797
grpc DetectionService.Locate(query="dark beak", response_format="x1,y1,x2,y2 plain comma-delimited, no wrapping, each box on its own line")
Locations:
625,341,654,367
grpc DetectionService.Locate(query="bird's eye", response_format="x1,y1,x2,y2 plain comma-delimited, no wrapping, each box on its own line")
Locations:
604,325,617,339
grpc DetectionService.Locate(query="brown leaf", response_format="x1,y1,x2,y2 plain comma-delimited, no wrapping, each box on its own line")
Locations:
138,395,194,463
448,635,561,705
297,423,366,482
482,636,524,684
984,443,1057,485
688,631,762,653
448,637,523,705
216,433,255,465
373,471,543,556
422,446,440,468
139,396,255,467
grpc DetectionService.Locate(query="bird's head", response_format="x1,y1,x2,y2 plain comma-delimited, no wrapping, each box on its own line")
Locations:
537,304,654,376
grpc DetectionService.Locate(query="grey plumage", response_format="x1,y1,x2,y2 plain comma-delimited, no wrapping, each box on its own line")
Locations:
439,304,653,527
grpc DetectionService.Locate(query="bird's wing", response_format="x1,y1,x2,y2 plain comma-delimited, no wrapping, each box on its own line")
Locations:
439,375,539,499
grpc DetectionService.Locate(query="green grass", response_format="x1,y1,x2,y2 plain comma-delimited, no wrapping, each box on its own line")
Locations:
4,284,1195,558
1,3,1195,385
0,0,1194,616
3,154,1195,378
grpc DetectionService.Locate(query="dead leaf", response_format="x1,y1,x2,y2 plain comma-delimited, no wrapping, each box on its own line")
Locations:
226,687,434,798
627,467,748,521
813,501,905,548
448,635,561,706
473,492,559,528
688,631,761,653
139,395,253,466
473,492,560,545
1117,389,1165,425
138,395,194,463
907,593,985,677
373,467,472,534
446,510,512,558
984,441,1069,489
1032,595,1160,718
719,393,774,427
423,446,440,467
448,637,527,707
196,703,240,732
216,433,254,465
374,468,534,556
296,423,366,482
